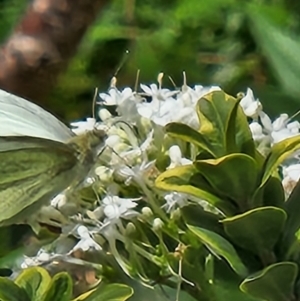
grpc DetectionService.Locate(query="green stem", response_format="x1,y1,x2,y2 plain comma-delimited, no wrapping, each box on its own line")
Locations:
135,177,168,222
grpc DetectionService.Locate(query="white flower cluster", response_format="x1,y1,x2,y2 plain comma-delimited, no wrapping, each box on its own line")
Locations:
240,88,300,196
242,88,300,144
22,75,300,266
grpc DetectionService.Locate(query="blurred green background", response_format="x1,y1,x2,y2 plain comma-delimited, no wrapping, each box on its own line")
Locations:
2,0,300,122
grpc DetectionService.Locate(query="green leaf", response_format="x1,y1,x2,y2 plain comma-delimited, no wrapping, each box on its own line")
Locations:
226,96,256,158
72,289,97,301
0,225,39,270
196,91,238,157
0,245,26,270
165,122,214,157
240,262,297,301
15,267,51,301
281,180,300,254
43,272,72,301
155,164,237,215
260,135,300,188
261,176,285,207
187,225,248,277
222,207,287,255
248,8,300,96
213,261,262,301
0,277,30,301
80,283,133,301
181,205,224,236
252,175,285,209
194,154,258,206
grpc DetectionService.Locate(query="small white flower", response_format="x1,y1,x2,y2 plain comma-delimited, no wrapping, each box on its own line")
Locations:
258,112,300,144
85,177,95,185
115,130,154,164
99,87,139,120
137,97,179,126
283,164,300,182
193,85,221,100
116,160,155,185
282,164,300,197
136,83,221,127
179,85,199,106
36,250,51,262
271,114,300,144
180,84,221,105
259,111,273,132
99,87,134,106
70,117,97,135
287,121,300,135
102,195,140,222
21,257,38,268
167,145,192,169
21,250,52,268
70,226,102,253
136,82,182,126
240,88,262,119
140,83,178,101
137,97,197,127
249,122,265,142
272,114,289,131
163,192,189,213
172,105,199,129
51,193,67,208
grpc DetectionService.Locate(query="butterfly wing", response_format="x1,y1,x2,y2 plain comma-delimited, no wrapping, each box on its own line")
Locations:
0,89,74,142
0,136,79,225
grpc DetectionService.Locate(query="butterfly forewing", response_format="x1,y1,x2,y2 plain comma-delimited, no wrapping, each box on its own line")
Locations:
0,90,74,142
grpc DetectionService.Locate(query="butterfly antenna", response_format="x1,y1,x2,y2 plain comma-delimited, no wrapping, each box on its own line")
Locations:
105,50,130,94
114,49,130,78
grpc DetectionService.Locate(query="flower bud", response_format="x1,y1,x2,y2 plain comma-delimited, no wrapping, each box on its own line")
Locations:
125,222,136,237
98,108,112,121
95,166,113,182
170,208,181,220
141,207,153,219
153,218,164,231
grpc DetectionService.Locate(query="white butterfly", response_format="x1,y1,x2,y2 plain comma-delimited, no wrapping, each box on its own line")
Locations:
0,89,106,226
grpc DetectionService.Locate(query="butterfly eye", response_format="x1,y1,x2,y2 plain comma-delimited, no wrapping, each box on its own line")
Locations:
93,129,107,139
89,129,107,147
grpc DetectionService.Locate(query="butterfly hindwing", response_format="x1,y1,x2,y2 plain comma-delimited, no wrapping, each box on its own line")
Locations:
0,137,79,224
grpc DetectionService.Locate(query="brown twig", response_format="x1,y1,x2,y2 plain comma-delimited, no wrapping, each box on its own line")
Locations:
0,0,109,103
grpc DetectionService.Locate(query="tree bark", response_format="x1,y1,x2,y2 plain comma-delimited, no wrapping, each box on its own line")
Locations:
0,0,109,104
